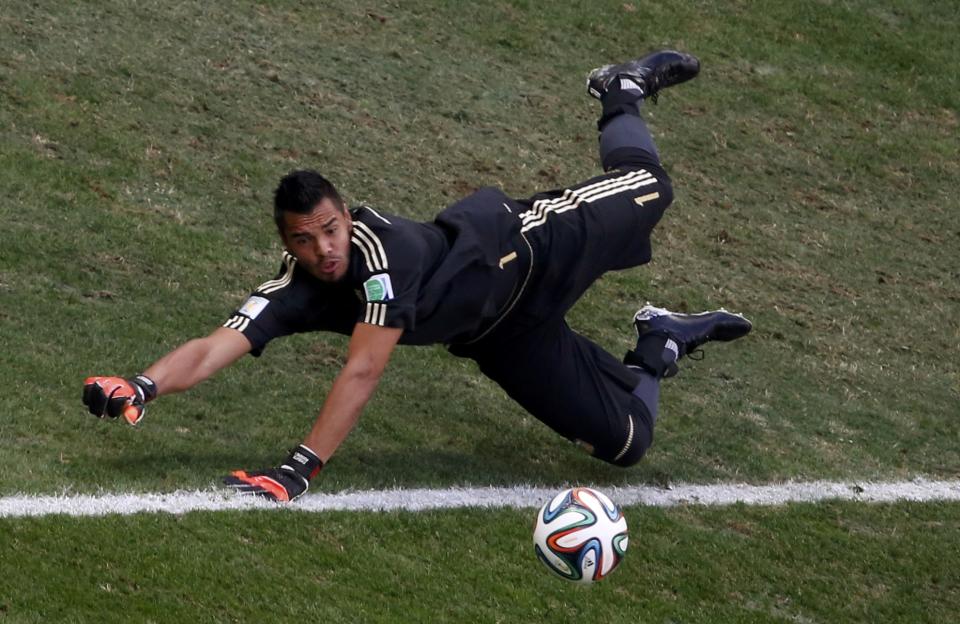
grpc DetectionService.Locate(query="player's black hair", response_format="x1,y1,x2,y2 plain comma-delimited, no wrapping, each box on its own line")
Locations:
273,170,345,233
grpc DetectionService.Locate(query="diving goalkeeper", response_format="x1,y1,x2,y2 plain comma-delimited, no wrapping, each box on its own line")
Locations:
83,50,751,502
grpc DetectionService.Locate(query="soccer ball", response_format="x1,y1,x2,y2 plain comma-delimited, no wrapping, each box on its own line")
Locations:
533,487,628,583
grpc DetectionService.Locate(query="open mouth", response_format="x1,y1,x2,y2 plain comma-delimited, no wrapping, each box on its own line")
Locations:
320,259,340,275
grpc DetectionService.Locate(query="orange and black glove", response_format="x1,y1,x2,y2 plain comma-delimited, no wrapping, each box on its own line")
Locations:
82,375,158,425
223,444,323,502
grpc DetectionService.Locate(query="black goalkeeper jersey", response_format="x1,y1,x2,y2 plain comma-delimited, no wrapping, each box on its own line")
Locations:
224,187,527,355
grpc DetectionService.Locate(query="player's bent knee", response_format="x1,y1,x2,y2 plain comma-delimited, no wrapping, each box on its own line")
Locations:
637,174,673,210
625,169,673,213
607,437,649,468
656,176,674,207
589,408,654,468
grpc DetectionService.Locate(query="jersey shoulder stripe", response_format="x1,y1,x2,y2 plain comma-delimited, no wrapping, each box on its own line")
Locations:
351,227,380,272
256,251,297,294
351,221,389,272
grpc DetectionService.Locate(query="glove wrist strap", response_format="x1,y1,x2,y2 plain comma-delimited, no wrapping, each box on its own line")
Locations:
130,375,159,402
283,444,324,482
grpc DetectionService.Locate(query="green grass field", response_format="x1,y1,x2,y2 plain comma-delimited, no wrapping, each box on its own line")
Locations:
1,0,958,621
3,502,958,622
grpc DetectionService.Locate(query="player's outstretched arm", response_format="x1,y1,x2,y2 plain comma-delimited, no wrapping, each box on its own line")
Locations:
82,327,251,425
225,322,402,502
302,322,403,461
142,327,252,394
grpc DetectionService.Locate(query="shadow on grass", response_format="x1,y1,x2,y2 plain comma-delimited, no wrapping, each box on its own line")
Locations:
81,443,673,494
324,446,674,491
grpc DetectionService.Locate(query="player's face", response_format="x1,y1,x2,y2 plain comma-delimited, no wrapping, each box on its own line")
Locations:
281,198,352,282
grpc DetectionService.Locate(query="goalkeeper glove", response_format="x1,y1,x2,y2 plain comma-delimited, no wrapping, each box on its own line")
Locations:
82,375,158,425
223,444,323,502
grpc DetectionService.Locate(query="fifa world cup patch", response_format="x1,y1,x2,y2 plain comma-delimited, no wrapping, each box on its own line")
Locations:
239,295,270,319
363,273,394,302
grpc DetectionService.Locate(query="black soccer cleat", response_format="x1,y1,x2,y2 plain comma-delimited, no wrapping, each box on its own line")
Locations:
632,304,752,358
587,50,701,102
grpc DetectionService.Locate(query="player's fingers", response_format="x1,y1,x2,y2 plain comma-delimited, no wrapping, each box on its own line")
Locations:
123,403,144,426
105,390,131,419
82,381,109,417
223,471,289,502
223,481,280,500
223,472,269,493
223,471,256,487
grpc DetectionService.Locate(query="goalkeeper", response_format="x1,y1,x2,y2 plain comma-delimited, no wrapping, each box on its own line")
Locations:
83,50,751,502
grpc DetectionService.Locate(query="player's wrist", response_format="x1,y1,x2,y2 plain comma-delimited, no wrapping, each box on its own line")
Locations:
282,444,324,483
128,374,159,403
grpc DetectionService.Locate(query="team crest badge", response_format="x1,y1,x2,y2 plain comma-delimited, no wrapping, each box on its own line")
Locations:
363,274,394,302
238,295,270,319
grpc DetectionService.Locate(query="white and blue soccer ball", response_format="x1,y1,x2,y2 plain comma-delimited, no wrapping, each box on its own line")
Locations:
533,487,628,583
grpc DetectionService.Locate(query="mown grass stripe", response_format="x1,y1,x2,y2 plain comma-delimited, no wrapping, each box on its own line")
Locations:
3,478,960,518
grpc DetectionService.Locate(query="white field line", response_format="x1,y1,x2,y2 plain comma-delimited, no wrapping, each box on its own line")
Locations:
2,478,960,518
